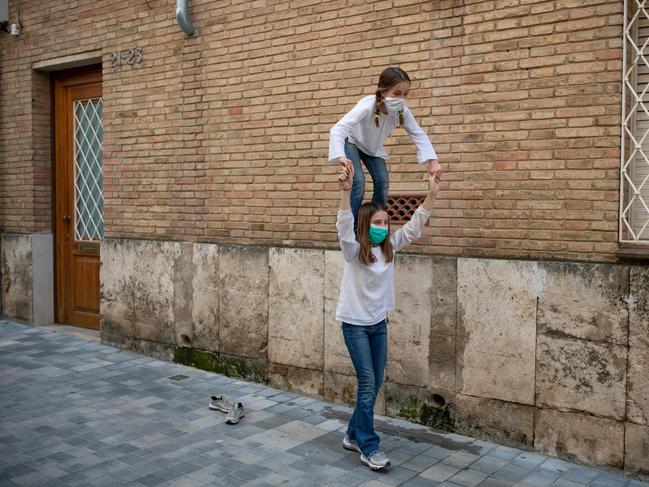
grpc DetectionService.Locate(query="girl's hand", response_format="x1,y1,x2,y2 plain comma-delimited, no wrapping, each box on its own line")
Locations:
428,159,442,180
428,170,440,193
420,169,440,212
338,156,353,172
338,165,353,190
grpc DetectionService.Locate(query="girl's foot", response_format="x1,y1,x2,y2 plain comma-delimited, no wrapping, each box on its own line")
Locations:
342,435,360,452
360,450,391,470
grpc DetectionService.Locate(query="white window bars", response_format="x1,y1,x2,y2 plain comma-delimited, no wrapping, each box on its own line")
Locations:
73,98,104,241
621,0,649,244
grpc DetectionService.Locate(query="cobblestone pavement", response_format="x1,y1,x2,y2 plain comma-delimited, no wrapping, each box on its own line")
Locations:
1,320,647,487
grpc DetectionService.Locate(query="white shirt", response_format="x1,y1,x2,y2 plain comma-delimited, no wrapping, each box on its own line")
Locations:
335,206,432,326
328,95,437,164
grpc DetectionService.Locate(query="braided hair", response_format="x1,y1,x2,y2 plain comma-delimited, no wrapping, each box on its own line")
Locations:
374,66,410,128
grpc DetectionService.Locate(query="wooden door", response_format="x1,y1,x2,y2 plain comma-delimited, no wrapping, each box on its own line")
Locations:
54,66,103,330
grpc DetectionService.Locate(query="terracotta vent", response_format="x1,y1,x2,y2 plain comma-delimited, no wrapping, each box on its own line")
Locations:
387,195,425,224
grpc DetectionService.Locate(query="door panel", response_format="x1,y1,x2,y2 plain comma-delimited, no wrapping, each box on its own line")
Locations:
72,253,100,312
54,66,103,330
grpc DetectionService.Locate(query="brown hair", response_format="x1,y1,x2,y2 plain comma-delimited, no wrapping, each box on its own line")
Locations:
356,202,394,265
374,66,410,128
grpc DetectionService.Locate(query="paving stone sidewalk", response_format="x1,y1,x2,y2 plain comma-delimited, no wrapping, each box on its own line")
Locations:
0,319,647,487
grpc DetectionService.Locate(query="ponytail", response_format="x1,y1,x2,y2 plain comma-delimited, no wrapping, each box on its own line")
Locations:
374,90,382,128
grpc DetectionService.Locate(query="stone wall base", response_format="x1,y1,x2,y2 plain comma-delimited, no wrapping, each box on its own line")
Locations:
1,233,54,325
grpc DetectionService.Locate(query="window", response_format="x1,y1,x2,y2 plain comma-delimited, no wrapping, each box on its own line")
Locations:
621,0,649,244
73,98,104,241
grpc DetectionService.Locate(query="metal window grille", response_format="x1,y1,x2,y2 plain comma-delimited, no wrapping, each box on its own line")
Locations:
73,98,104,241
621,0,649,243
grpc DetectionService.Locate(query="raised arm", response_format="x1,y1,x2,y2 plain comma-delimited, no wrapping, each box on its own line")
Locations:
419,171,440,213
339,164,352,211
390,171,439,253
336,165,359,262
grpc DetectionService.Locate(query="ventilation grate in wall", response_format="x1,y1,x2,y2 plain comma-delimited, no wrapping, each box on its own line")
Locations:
387,195,425,224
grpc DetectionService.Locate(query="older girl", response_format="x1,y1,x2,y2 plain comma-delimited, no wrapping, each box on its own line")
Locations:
329,66,441,222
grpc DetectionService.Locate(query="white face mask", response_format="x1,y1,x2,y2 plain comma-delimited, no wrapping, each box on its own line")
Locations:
383,96,406,113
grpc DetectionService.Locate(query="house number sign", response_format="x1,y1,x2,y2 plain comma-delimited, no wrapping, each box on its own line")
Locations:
110,48,143,68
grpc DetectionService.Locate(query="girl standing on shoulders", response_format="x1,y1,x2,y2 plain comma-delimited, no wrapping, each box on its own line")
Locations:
335,162,439,470
329,66,442,222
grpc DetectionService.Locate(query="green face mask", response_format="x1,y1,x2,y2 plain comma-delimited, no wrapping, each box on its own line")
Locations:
369,224,389,244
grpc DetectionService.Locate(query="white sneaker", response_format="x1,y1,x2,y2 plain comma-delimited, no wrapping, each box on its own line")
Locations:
342,435,360,452
360,450,390,470
208,394,234,413
225,402,245,425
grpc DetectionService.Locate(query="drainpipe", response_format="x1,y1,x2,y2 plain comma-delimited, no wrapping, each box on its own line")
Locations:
176,0,195,36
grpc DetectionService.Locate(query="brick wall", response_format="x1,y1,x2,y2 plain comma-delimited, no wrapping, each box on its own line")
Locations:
0,0,625,261
0,35,48,234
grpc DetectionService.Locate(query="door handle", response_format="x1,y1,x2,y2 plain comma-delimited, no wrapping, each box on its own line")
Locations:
63,214,71,223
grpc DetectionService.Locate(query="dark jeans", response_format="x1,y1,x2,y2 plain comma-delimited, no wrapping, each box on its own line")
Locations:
344,139,389,222
342,319,388,457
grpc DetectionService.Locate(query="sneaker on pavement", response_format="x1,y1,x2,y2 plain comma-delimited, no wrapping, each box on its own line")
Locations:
360,450,391,470
209,394,234,413
342,435,360,453
225,402,245,424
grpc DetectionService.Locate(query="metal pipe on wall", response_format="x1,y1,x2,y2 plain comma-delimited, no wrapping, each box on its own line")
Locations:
176,0,195,36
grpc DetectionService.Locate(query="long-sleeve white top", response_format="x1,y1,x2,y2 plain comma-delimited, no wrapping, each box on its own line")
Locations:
335,205,432,326
328,95,437,164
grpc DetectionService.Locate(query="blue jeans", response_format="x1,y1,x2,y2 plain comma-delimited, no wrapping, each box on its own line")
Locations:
344,139,389,222
342,320,388,457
